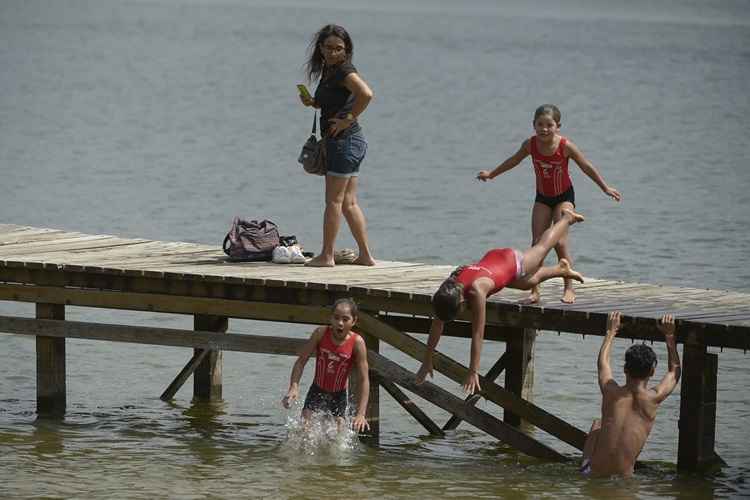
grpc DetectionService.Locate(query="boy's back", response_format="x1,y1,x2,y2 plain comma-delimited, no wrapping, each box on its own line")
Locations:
591,383,659,476
583,312,681,478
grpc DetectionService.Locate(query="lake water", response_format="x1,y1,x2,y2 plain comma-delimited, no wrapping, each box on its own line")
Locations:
1,0,749,498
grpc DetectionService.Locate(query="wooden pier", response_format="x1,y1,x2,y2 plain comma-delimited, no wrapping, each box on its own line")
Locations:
1,223,748,472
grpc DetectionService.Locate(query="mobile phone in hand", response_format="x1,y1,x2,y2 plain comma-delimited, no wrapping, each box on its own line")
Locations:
297,84,313,101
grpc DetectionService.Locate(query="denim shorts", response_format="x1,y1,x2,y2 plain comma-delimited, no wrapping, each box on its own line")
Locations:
325,127,367,178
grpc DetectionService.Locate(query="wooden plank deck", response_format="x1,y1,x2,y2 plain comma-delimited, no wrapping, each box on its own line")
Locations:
1,223,748,350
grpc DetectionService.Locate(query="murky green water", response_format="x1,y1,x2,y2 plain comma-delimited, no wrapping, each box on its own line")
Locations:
1,0,749,498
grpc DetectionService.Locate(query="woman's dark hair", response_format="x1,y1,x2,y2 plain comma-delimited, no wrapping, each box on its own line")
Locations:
624,344,657,379
305,24,354,83
533,104,562,125
432,278,462,322
332,297,359,318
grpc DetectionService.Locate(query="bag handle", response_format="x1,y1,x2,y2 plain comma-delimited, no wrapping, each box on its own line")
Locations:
222,234,231,255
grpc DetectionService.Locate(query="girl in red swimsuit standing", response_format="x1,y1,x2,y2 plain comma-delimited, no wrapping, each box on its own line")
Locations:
477,104,621,304
282,298,370,433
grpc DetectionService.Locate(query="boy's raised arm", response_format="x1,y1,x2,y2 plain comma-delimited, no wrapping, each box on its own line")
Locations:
653,314,682,403
598,311,621,393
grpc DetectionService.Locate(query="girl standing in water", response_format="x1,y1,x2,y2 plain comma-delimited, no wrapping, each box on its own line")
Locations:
282,298,370,433
477,105,621,303
300,24,375,267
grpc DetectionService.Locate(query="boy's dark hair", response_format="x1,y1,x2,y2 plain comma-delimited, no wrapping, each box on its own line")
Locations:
333,297,358,318
624,344,657,379
432,278,462,322
533,104,562,125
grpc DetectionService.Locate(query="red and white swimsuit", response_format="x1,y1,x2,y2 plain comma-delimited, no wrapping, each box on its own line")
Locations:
455,248,524,298
529,135,572,197
313,327,359,392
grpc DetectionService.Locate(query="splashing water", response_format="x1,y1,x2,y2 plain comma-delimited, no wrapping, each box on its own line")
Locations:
280,403,361,463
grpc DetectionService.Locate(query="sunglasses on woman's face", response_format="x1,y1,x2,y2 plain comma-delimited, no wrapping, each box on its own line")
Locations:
321,43,345,54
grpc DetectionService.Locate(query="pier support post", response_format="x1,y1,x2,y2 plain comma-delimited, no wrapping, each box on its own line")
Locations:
193,314,227,402
363,332,380,439
678,339,724,472
504,328,536,427
36,303,66,418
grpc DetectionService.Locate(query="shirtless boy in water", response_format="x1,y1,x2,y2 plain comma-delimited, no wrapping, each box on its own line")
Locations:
581,311,682,477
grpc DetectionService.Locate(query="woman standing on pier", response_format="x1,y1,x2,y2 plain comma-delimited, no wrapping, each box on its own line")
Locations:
300,24,376,267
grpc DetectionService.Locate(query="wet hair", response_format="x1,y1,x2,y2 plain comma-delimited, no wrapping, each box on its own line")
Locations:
332,297,359,319
304,24,354,83
533,104,562,125
624,344,657,379
432,278,463,322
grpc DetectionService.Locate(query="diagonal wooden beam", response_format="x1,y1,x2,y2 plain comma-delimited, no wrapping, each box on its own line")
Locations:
373,372,444,436
357,311,586,450
367,350,564,461
160,349,210,401
443,353,508,431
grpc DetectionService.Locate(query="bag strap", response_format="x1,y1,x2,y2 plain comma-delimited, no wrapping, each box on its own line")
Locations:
311,105,345,138
222,234,231,255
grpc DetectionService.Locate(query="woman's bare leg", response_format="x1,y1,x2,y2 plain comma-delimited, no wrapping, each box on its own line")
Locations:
341,176,375,266
522,202,553,304
552,201,576,303
306,175,349,267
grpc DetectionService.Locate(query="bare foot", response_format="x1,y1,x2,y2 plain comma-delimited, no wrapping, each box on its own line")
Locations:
558,258,584,283
415,362,433,384
352,256,376,266
520,287,540,304
304,255,335,267
562,208,585,225
561,286,576,304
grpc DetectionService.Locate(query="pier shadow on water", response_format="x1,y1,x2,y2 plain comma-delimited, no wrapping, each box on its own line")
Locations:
30,417,65,457
169,399,231,466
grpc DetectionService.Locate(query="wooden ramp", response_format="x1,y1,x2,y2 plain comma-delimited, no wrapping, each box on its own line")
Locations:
1,223,747,472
